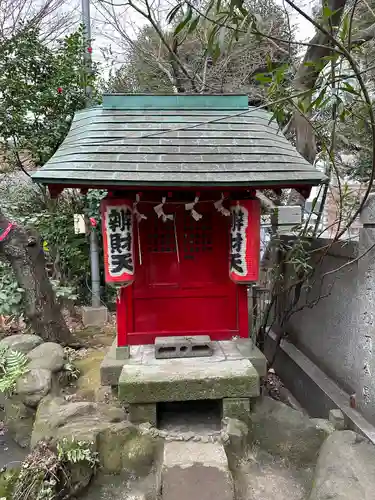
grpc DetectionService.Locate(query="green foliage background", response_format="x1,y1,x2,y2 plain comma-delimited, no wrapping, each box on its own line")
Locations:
0,25,109,318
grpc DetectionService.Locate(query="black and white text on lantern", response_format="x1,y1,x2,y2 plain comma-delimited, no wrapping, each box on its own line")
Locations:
101,198,135,284
230,199,260,284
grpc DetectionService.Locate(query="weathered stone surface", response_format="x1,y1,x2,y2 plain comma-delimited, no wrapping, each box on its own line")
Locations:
155,336,213,359
309,430,375,500
82,305,108,327
116,346,130,360
222,418,249,464
97,421,160,475
249,397,331,465
4,397,36,448
129,403,157,426
0,334,43,354
31,396,160,475
100,341,126,386
16,368,52,407
222,398,251,423
161,442,234,500
75,351,118,403
31,396,123,446
121,433,161,476
328,409,346,430
310,418,335,435
233,339,267,378
81,472,158,500
119,359,259,403
27,342,65,372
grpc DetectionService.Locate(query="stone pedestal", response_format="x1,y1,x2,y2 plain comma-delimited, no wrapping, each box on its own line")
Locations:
100,338,266,389
82,306,108,327
129,403,157,427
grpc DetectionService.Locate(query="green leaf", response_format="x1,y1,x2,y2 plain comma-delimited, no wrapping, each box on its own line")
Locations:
188,16,200,34
309,87,327,111
254,73,272,83
212,42,221,63
167,3,182,24
340,82,361,96
340,12,349,41
174,6,193,35
322,6,332,18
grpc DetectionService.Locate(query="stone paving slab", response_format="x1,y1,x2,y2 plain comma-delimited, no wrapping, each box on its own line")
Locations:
118,358,259,403
161,442,234,500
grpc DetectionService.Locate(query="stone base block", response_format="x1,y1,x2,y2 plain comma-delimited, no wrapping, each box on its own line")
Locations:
129,403,157,426
161,442,234,500
82,306,108,327
101,342,125,386
155,335,213,359
101,339,265,395
116,346,130,360
222,398,251,423
119,358,259,404
233,339,267,378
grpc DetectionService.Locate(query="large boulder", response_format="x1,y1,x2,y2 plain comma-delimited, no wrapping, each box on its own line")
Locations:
31,396,161,475
309,430,375,500
3,397,36,448
0,334,43,354
27,342,65,372
16,368,52,407
249,396,332,466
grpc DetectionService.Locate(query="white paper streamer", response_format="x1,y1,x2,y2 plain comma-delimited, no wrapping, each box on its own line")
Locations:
214,193,230,216
133,193,147,223
154,196,174,222
185,195,202,220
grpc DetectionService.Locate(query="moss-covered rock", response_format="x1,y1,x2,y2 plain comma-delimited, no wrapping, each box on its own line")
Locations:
31,396,161,476
74,350,118,403
4,396,35,448
249,397,331,466
96,422,137,473
15,368,52,408
121,433,161,476
0,334,42,354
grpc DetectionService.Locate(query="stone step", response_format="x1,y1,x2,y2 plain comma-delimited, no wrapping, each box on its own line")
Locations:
160,441,234,500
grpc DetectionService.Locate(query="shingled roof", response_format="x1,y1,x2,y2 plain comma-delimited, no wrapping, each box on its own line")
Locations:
31,94,325,188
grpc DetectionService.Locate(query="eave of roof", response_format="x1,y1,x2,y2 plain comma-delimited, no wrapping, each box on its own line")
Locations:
31,94,326,189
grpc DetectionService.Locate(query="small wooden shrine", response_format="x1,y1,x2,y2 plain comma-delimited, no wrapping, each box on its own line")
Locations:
32,94,324,356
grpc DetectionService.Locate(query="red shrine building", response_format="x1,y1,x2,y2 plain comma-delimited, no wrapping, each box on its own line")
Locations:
32,94,324,356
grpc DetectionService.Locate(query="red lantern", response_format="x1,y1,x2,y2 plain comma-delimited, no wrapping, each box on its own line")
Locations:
229,199,260,284
101,198,135,285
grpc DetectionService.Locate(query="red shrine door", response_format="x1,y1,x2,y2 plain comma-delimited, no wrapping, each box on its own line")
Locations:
119,203,248,345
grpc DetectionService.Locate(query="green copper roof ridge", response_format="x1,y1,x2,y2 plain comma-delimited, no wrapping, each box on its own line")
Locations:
102,93,249,111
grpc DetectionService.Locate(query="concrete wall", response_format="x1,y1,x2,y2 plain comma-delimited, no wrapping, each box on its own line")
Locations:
272,194,375,426
280,238,359,397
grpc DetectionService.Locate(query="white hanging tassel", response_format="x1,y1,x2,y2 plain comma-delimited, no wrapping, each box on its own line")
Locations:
154,196,174,222
214,192,230,216
185,195,202,221
133,193,147,223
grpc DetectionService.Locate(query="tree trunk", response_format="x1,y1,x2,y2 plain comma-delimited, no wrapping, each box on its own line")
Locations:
0,209,74,345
